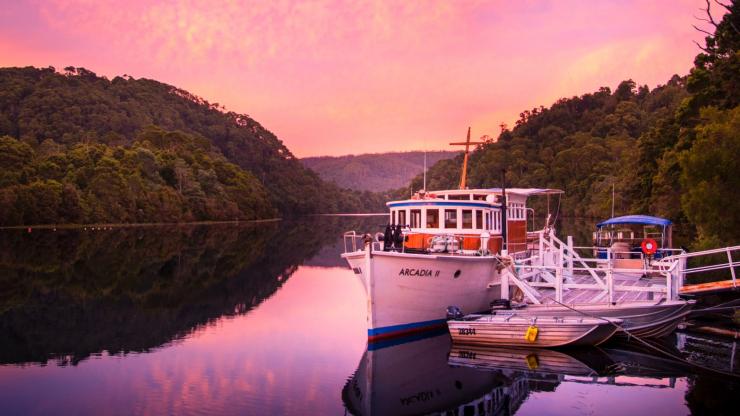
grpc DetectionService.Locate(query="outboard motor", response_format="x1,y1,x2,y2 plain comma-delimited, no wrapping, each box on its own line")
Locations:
446,306,464,320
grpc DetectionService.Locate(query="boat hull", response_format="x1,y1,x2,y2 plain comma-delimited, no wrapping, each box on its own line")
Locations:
342,248,501,341
448,315,620,347
495,300,695,339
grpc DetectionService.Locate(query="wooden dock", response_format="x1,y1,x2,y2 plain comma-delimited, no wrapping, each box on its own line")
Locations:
680,280,738,296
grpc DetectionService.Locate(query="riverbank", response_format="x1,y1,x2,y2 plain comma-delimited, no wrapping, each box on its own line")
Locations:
0,218,283,231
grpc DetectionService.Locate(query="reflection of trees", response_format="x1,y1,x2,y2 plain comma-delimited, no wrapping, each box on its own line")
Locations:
681,331,739,415
0,217,376,366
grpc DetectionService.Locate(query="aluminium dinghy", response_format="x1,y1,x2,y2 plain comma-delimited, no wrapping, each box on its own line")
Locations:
448,314,621,348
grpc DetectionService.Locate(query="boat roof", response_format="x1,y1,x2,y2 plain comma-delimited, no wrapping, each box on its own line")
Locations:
597,215,672,228
426,188,563,196
483,188,564,196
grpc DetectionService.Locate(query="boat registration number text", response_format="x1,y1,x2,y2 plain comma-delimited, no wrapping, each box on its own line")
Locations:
458,328,476,335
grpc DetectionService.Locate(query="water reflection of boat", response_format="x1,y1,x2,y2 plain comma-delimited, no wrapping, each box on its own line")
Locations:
342,332,519,416
344,326,739,416
448,345,616,377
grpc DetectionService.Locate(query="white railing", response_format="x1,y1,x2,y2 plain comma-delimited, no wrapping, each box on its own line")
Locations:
343,231,360,253
343,228,532,257
662,245,740,288
343,231,381,253
499,231,687,305
502,232,740,305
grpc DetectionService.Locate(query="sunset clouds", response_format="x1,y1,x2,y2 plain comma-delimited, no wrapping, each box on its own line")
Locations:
0,1,709,156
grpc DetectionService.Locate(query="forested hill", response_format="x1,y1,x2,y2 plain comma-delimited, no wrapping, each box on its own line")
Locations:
0,67,386,225
301,151,458,191
402,2,739,248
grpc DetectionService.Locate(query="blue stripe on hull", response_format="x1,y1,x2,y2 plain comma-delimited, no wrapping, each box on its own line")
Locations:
367,328,449,351
367,319,448,337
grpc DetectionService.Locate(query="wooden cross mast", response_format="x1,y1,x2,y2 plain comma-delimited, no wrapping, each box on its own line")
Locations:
450,127,486,190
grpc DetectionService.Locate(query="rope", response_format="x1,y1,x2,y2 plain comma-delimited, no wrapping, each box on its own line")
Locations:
540,296,740,379
689,297,740,314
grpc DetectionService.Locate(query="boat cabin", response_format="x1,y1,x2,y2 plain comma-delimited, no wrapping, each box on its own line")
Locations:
385,188,561,255
593,215,673,262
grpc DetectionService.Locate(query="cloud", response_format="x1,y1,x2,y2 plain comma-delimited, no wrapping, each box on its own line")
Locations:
4,0,709,156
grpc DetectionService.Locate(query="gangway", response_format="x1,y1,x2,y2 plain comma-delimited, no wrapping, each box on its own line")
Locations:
496,230,739,306
675,245,740,296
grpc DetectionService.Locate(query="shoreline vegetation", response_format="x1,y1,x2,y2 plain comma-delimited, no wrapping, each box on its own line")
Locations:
0,213,387,229
0,218,283,230
0,215,622,230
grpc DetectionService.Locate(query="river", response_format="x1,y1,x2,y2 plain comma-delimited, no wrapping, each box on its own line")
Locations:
0,217,736,415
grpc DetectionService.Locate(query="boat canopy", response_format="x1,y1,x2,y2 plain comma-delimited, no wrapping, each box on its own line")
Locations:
597,215,672,228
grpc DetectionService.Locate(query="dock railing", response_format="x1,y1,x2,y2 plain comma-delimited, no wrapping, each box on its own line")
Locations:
665,245,740,294
503,231,740,304
499,230,688,305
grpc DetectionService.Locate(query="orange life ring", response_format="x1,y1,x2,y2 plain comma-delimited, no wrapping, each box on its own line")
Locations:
641,238,658,255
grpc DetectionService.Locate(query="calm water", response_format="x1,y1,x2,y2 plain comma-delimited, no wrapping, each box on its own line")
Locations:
0,217,737,415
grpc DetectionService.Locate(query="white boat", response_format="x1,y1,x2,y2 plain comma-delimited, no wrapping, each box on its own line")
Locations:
341,186,561,342
448,314,621,347
341,129,562,343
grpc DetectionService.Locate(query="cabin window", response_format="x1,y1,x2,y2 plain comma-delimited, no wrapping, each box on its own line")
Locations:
448,195,469,200
425,209,440,228
391,210,396,225
475,210,483,229
410,209,421,228
493,211,501,231
444,209,458,229
473,194,487,201
398,210,406,226
462,210,473,229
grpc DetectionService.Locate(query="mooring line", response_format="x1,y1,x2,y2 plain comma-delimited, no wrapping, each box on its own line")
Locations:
497,253,738,378
541,296,740,379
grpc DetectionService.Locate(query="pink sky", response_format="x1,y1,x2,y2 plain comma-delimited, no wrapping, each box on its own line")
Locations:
0,1,711,157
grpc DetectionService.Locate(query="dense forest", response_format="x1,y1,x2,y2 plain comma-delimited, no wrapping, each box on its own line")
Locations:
401,2,739,248
301,151,458,191
0,67,386,225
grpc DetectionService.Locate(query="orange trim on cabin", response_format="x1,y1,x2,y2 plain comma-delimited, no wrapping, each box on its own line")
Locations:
403,233,505,254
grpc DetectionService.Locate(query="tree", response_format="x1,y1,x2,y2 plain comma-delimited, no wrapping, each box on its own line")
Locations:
680,106,740,246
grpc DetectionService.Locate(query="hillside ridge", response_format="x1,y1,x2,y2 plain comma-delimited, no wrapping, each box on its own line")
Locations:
301,150,458,191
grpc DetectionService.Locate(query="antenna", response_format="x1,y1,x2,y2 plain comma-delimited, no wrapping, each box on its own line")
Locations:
611,181,615,218
450,127,485,190
423,150,427,191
